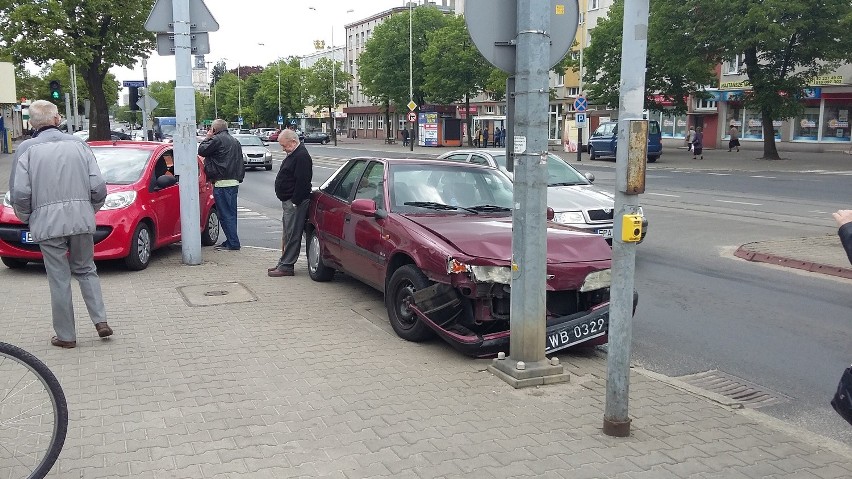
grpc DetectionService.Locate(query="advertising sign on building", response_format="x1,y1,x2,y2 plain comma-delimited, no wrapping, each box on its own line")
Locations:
418,112,439,147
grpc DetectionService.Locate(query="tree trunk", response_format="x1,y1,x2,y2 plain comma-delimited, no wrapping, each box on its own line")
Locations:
82,65,110,141
465,92,472,147
760,109,781,160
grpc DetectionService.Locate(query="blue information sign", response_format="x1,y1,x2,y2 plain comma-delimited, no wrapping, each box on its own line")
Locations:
278,115,284,124
573,97,587,112
122,80,146,88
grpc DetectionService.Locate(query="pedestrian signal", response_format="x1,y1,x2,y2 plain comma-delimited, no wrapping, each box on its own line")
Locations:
49,80,61,101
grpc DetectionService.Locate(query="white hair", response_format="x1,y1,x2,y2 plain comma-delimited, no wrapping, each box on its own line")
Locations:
211,118,228,132
280,129,299,142
28,100,59,129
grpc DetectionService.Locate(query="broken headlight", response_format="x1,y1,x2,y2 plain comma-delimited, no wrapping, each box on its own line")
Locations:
580,268,611,292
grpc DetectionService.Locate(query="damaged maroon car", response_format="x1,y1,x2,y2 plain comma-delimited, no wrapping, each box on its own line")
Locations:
306,158,618,357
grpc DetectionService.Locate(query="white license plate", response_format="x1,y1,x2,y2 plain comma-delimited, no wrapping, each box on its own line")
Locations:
545,309,608,354
596,228,613,238
249,158,264,163
20,231,34,244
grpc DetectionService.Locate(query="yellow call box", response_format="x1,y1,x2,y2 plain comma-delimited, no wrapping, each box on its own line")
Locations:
622,214,643,242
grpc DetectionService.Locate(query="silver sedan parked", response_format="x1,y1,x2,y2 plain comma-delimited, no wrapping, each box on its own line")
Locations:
233,134,273,171
436,149,647,243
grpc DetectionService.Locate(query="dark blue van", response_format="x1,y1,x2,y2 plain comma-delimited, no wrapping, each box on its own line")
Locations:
587,120,663,163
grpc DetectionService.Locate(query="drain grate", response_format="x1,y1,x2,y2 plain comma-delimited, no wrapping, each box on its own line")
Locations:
676,370,790,409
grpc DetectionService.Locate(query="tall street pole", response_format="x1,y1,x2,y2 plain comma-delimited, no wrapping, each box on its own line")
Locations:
237,63,242,126
277,58,282,128
603,0,650,437
331,26,337,146
409,1,414,152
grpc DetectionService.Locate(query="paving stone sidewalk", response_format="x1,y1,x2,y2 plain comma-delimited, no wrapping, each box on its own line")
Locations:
1,246,850,478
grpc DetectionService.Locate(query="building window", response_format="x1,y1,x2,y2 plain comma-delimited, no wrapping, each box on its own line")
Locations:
399,117,405,132
724,54,745,75
367,115,374,130
557,73,565,86
485,105,494,114
579,12,585,24
694,97,717,111
589,0,600,10
567,87,580,96
350,117,356,129
548,104,562,140
792,106,820,141
358,115,364,129
377,115,384,131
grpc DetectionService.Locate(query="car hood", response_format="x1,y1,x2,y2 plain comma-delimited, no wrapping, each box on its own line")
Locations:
547,184,614,212
404,215,612,263
241,146,268,155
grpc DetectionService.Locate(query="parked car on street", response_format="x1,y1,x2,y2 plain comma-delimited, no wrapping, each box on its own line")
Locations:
233,134,273,170
74,130,134,141
303,131,331,144
0,141,219,270
306,158,622,357
257,128,277,140
436,150,647,243
587,120,662,162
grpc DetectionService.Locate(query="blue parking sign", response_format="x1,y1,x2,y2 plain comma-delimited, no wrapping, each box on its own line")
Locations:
278,115,284,124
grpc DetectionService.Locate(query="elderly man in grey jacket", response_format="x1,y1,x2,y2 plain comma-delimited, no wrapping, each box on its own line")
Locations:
9,100,113,349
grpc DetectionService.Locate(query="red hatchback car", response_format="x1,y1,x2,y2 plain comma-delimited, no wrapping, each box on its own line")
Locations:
306,158,623,357
0,141,219,270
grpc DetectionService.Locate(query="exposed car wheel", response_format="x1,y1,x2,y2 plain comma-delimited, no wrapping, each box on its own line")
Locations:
323,139,329,144
265,164,273,171
201,207,220,246
588,147,597,161
385,265,437,342
306,229,334,282
1,257,28,269
125,222,152,271
648,155,658,163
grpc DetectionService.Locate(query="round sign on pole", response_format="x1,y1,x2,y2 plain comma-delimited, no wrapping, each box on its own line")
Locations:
465,0,579,74
407,112,417,122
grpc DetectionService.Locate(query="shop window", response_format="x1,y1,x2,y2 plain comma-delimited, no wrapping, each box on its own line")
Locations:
742,110,780,140
792,108,820,141
724,54,745,75
822,102,851,142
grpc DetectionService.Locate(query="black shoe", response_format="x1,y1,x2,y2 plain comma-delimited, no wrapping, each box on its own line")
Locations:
215,242,240,251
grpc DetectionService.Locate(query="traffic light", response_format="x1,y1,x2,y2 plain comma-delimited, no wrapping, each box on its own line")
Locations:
49,80,61,101
128,86,140,111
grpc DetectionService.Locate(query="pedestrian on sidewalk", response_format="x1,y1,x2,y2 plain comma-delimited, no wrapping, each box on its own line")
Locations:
270,129,313,277
8,100,112,349
401,128,409,147
482,126,489,148
832,209,852,264
692,126,704,160
685,126,696,154
198,119,245,251
473,127,481,147
728,124,740,152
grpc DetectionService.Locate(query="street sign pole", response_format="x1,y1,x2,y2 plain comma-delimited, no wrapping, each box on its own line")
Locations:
574,95,587,162
142,59,150,141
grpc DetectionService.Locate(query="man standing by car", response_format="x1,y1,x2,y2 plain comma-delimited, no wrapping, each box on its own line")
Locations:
269,129,313,277
8,100,112,349
198,119,245,251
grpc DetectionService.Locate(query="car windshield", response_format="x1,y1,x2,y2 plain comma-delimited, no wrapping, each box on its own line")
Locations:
388,163,514,213
545,154,590,186
234,135,264,146
485,154,588,186
92,147,151,184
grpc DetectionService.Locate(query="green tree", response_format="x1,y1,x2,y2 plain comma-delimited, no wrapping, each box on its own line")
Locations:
422,15,494,146
358,6,449,111
0,0,156,140
584,0,852,160
305,57,352,139
583,0,716,115
148,81,176,117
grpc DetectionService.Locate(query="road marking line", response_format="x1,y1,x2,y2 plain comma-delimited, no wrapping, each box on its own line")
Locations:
749,175,776,179
716,200,762,206
707,173,731,176
647,193,680,197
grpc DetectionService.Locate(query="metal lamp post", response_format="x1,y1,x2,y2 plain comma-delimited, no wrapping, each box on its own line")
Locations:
237,63,242,126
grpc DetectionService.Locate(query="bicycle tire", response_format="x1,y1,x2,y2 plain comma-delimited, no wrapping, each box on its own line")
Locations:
0,341,68,479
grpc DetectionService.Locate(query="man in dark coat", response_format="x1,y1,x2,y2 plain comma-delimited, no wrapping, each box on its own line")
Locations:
269,129,313,277
198,119,245,250
833,209,852,264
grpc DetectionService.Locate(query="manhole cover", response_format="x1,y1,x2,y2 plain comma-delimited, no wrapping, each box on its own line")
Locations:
676,370,791,409
178,282,257,307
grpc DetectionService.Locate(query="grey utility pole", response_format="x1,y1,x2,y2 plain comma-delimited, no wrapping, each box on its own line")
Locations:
172,0,202,264
142,59,151,141
603,0,650,437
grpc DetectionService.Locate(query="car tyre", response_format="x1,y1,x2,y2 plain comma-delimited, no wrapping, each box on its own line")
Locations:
306,229,335,282
1,257,28,269
323,139,329,144
385,264,437,342
648,155,659,163
201,207,220,246
588,146,597,161
265,164,273,171
125,222,152,271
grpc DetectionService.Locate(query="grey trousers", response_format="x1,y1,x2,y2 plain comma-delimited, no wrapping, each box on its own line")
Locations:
39,234,107,341
276,199,310,271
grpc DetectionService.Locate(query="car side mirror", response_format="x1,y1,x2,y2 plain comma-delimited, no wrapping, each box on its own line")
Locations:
584,172,595,183
547,206,555,221
155,174,178,190
351,198,386,219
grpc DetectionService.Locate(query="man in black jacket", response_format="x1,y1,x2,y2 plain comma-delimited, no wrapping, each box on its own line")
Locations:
198,119,245,250
269,129,313,277
833,209,852,265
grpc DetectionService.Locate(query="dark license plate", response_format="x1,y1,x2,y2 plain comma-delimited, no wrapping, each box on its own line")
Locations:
545,308,608,354
20,231,34,244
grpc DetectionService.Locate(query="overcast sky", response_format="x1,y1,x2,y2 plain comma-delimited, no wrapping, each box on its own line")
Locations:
113,0,409,86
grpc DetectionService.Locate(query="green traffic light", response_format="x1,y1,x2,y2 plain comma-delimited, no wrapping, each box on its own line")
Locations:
51,91,60,100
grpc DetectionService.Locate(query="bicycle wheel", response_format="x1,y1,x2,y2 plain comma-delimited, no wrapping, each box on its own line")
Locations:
0,342,68,479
